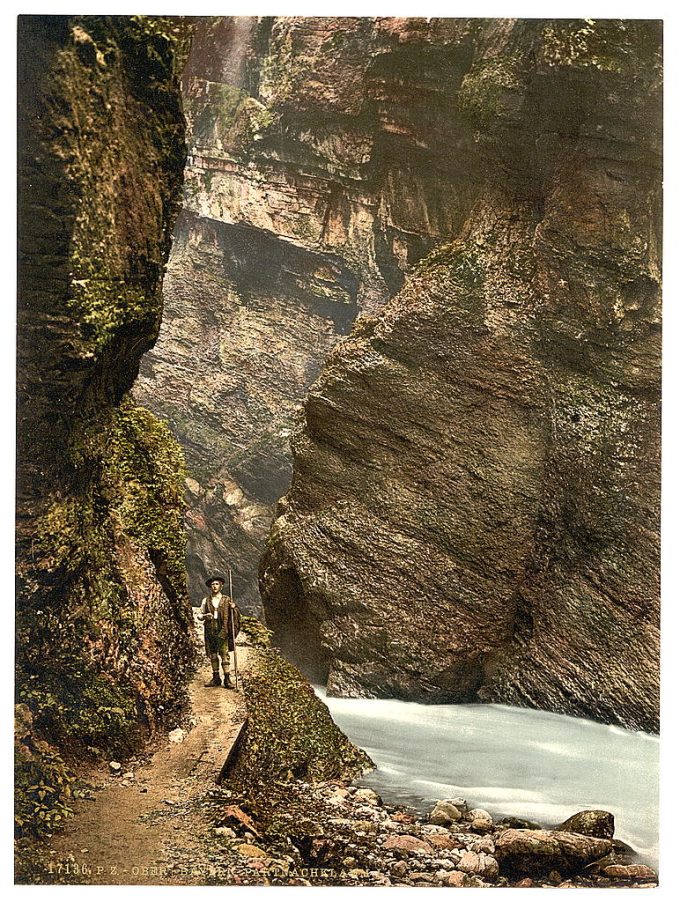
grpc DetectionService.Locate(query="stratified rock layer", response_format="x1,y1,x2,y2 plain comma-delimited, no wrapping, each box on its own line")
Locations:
135,17,486,610
260,19,661,732
16,15,193,834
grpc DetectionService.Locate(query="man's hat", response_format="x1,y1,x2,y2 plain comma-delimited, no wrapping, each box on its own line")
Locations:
205,575,226,587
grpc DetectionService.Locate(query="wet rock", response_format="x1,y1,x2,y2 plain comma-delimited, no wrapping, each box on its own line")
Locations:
496,829,612,877
496,816,543,831
430,800,462,825
557,810,615,839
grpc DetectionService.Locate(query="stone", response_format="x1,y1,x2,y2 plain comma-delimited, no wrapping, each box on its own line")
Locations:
470,835,495,855
496,816,543,830
445,871,467,887
391,812,416,824
354,788,381,806
557,810,615,839
348,868,368,880
428,834,462,851
382,834,433,855
468,808,494,833
215,827,236,838
236,844,268,858
168,728,187,744
109,761,122,774
603,864,657,881
223,805,261,837
411,872,434,883
458,851,499,879
430,800,462,825
390,861,408,878
495,829,612,877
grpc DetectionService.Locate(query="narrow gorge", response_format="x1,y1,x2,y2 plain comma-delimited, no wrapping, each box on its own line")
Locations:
137,17,660,733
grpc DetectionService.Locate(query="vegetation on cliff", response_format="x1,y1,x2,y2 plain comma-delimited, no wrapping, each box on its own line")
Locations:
226,619,371,827
16,15,193,839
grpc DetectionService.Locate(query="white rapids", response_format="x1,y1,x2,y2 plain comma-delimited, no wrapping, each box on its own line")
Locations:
316,689,659,868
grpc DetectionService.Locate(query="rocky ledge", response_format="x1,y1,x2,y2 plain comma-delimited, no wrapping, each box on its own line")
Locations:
197,784,657,888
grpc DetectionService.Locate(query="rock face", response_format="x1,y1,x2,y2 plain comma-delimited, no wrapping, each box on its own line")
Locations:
134,17,488,611
16,14,194,834
260,19,661,732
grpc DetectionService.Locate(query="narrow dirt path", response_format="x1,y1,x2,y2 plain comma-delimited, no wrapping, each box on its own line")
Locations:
44,617,249,885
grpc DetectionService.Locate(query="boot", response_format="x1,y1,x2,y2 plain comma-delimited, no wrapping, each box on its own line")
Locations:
223,673,233,689
204,672,222,687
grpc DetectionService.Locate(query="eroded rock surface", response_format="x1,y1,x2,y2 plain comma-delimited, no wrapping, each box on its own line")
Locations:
260,19,661,731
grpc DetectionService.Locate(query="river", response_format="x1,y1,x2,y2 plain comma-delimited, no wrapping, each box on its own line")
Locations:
316,689,659,868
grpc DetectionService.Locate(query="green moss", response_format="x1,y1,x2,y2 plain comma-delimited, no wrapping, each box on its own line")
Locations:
239,615,273,648
227,646,371,825
190,82,279,158
16,397,193,761
414,243,486,293
458,56,522,128
540,19,636,73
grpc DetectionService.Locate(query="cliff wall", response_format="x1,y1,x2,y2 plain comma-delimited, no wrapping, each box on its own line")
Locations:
134,17,486,610
260,19,661,732
16,15,193,835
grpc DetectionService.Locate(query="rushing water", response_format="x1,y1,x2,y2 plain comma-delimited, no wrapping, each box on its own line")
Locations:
316,689,659,868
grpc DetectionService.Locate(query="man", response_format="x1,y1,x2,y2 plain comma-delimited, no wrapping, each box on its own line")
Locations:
199,575,241,688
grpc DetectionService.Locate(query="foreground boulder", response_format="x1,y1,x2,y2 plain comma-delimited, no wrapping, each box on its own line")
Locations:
495,829,612,877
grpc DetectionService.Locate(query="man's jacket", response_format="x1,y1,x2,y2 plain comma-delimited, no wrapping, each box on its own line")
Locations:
199,595,242,653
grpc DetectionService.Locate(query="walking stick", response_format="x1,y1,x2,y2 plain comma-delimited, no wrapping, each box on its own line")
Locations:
228,568,239,690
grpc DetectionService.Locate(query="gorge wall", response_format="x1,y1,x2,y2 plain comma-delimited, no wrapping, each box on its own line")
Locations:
134,17,485,611
16,16,193,833
259,19,661,733
131,16,660,732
